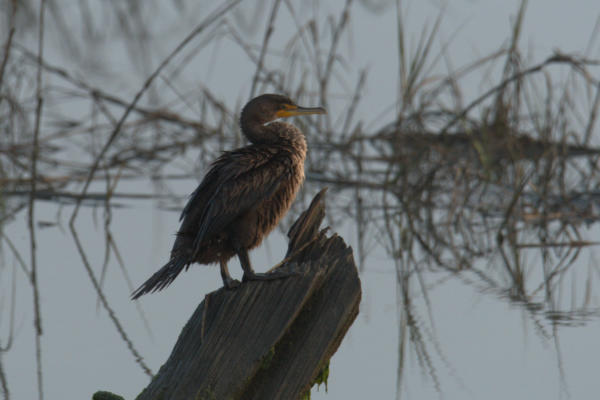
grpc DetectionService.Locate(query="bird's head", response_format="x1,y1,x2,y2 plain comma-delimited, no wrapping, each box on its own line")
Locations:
241,94,326,126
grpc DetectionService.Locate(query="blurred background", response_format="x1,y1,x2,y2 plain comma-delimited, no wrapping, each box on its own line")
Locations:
1,0,600,399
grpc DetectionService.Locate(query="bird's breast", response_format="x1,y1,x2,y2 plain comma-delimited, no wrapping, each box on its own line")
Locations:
245,151,305,249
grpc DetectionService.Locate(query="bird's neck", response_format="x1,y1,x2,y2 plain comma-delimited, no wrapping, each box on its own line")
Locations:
240,118,270,144
241,120,307,153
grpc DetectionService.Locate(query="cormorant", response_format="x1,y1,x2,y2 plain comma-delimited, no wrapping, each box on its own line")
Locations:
132,94,326,299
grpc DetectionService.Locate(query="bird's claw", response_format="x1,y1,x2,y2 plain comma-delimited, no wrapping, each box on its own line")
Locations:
242,270,297,283
224,278,241,290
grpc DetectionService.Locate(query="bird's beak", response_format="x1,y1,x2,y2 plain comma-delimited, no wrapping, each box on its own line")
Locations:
276,105,327,119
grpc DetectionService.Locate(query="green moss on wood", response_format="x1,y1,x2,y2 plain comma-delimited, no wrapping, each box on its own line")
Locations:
313,360,329,391
300,360,330,400
195,387,217,400
260,347,276,370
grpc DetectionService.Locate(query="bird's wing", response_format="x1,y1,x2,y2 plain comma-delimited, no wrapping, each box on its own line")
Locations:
179,162,221,222
179,148,292,254
178,149,256,224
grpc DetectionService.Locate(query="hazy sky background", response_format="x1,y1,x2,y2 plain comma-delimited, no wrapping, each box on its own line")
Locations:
2,1,600,399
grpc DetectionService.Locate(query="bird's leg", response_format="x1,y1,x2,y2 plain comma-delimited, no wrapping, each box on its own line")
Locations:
235,246,295,282
220,260,240,289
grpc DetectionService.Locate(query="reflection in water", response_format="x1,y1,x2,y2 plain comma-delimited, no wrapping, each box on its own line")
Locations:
1,0,600,399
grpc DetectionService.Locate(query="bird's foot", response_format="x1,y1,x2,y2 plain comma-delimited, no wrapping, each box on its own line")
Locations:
223,278,241,290
242,270,297,283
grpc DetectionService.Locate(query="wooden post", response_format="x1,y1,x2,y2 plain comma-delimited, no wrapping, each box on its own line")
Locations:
106,189,361,400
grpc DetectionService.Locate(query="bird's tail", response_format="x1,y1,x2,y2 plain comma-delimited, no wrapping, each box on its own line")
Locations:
131,258,188,300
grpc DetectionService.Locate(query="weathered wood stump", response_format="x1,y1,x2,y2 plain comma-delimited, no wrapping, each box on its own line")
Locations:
134,188,361,400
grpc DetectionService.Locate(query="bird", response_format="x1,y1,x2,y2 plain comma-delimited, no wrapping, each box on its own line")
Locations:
131,94,326,299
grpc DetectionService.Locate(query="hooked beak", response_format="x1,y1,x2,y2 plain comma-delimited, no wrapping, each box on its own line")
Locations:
275,105,327,119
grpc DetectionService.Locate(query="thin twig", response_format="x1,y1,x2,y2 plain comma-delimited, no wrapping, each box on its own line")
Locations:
29,2,46,399
249,0,281,98
0,0,16,95
70,230,154,377
1,233,32,280
4,189,175,201
0,352,9,400
320,0,352,106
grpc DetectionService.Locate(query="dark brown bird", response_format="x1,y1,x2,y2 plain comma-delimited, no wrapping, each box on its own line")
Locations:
132,94,326,299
